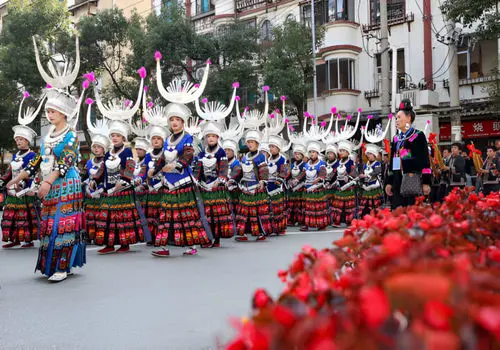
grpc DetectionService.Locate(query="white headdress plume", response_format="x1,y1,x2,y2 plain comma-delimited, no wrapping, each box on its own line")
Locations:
185,115,203,138
129,114,149,139
17,90,46,126
352,127,365,152
93,67,146,121
335,108,361,141
86,98,109,136
242,86,270,130
195,82,238,121
302,108,334,143
363,113,393,144
33,34,80,89
141,89,169,128
155,51,210,104
423,119,431,139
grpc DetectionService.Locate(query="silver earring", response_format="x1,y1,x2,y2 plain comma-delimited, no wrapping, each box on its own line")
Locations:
405,123,410,130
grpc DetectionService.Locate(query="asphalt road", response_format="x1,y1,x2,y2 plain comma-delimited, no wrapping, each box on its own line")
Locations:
0,227,343,350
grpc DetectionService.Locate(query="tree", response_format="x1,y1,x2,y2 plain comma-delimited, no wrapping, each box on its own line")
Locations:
440,1,500,111
262,20,324,131
0,0,72,157
440,0,500,41
0,0,71,95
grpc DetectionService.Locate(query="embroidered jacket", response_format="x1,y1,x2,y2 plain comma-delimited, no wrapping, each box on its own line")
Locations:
103,147,135,191
240,151,268,191
0,150,36,191
267,154,290,194
159,131,195,189
84,157,105,196
193,146,229,187
387,128,432,186
142,148,165,189
303,159,327,190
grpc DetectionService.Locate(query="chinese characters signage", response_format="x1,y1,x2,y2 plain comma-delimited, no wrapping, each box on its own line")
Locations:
440,120,500,140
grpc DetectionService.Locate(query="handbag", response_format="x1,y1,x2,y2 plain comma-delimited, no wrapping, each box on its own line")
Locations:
400,158,423,197
400,172,423,197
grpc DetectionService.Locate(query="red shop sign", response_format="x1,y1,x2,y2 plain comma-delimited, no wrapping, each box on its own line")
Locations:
439,120,500,140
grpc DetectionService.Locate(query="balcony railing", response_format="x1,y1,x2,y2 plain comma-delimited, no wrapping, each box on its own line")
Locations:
236,0,273,12
363,1,414,33
192,12,215,33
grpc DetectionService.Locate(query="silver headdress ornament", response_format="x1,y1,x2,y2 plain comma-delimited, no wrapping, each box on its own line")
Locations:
17,90,46,126
92,67,146,121
86,98,110,150
34,34,88,128
155,51,210,104
363,113,393,144
184,115,203,138
141,89,169,128
265,95,291,152
128,112,152,151
301,108,335,153
200,121,222,139
242,86,270,131
13,92,38,144
335,107,361,142
33,34,80,89
221,109,245,153
195,82,238,122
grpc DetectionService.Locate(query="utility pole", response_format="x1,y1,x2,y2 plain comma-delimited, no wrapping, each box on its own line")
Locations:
446,19,461,142
380,0,391,117
311,0,319,123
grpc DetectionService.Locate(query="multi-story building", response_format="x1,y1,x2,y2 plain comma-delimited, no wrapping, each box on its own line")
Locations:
190,0,499,147
302,0,499,146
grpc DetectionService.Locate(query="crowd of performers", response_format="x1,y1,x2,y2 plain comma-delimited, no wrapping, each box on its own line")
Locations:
1,36,499,284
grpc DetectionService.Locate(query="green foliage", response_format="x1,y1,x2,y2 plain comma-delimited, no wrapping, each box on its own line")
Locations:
0,0,71,94
262,20,324,129
440,0,500,40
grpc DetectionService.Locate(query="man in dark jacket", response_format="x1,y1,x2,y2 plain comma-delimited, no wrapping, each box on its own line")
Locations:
445,143,466,192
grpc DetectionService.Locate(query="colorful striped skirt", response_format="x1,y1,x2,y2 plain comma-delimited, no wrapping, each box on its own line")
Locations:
156,185,211,247
303,188,329,229
235,188,271,236
1,194,38,243
200,186,234,239
287,189,304,226
359,187,383,216
331,188,357,226
36,176,86,277
269,191,287,235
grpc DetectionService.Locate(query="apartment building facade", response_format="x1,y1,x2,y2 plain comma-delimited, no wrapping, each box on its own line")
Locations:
190,0,500,146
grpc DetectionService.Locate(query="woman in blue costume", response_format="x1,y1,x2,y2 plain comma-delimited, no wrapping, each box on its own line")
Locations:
359,144,384,216
7,89,86,282
300,140,329,231
97,120,143,254
193,122,233,247
1,125,38,248
287,142,307,227
331,140,358,227
151,103,212,257
235,129,270,241
83,109,109,244
266,135,290,236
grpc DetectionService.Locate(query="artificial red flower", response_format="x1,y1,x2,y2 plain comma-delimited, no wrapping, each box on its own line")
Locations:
253,289,273,309
429,214,443,228
476,307,500,340
423,300,454,330
359,286,391,329
272,305,296,328
383,233,407,256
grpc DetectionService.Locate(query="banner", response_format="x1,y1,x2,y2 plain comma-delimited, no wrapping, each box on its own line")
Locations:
439,120,500,140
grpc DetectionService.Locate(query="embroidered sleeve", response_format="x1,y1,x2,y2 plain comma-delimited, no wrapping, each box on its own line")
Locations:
192,158,202,180
25,154,42,177
1,167,13,185
318,165,327,180
296,168,306,182
121,158,136,183
257,163,269,182
348,161,358,178
278,161,291,181
176,145,194,172
370,164,382,180
218,156,229,181
230,163,243,182
93,163,105,181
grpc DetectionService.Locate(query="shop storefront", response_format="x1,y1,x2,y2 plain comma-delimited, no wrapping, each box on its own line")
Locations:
439,119,500,151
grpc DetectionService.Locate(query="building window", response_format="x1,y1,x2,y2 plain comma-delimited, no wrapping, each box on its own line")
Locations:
456,37,495,80
286,14,296,22
317,63,328,95
196,0,215,15
370,0,405,25
302,0,329,27
328,0,355,22
325,58,356,90
374,48,405,90
260,20,272,42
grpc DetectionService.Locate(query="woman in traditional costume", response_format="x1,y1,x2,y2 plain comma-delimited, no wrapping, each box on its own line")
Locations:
1,115,39,249
194,122,234,247
83,99,108,244
286,137,307,227
234,86,272,241
7,88,87,282
91,68,147,254
385,99,432,208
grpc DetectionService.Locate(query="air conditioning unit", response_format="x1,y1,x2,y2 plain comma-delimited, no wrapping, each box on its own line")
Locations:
396,89,439,109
